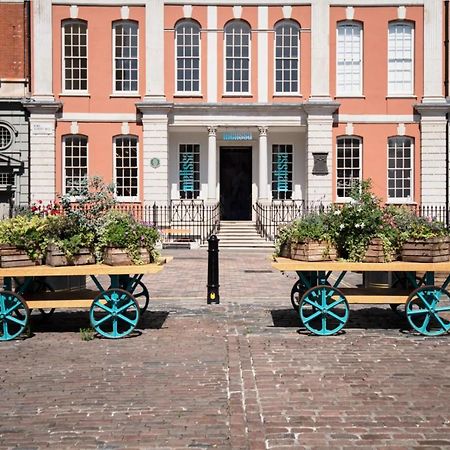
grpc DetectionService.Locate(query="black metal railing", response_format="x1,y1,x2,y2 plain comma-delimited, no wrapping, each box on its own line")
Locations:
254,201,450,242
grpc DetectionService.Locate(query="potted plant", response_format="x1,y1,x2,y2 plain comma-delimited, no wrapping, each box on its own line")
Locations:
288,212,337,262
275,224,294,258
45,215,95,266
0,215,48,267
96,211,160,265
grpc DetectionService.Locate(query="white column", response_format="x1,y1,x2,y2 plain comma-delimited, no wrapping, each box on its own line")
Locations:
142,114,169,203
207,6,218,103
257,6,268,103
33,0,53,99
304,102,338,204
416,105,449,205
145,0,165,100
310,0,331,100
207,126,217,201
258,126,269,200
423,0,445,103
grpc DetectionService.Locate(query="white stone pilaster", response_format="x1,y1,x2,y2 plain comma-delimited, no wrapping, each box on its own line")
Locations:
258,126,268,200
423,0,445,103
207,126,217,201
207,6,218,103
141,111,170,203
145,0,166,100
258,6,268,103
33,0,53,99
416,104,450,205
303,102,339,204
310,0,331,100
24,102,61,202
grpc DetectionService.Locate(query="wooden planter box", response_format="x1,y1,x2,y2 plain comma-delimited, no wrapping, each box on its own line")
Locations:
46,244,95,267
291,241,337,262
401,237,450,263
0,245,42,268
103,247,151,266
363,238,393,263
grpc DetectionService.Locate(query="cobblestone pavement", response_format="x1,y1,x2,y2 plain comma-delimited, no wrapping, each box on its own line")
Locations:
1,249,450,449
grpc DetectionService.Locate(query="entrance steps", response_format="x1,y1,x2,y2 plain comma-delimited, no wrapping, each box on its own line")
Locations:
214,221,274,250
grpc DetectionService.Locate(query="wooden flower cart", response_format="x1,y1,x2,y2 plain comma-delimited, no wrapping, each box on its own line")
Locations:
0,259,171,341
272,257,450,337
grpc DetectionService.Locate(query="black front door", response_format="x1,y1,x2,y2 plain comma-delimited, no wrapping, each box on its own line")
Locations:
220,147,252,220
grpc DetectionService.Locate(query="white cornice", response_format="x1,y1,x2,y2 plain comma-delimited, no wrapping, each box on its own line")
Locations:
59,112,137,121
337,114,420,123
51,0,426,4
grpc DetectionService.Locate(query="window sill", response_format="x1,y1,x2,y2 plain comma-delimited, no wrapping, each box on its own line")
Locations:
386,95,417,99
385,200,416,205
110,94,141,98
59,92,90,97
174,93,203,98
334,95,365,99
222,94,253,98
116,198,141,203
273,93,303,98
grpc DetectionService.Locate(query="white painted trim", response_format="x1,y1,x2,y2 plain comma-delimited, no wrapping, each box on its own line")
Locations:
337,114,419,123
258,6,268,103
51,0,425,4
60,113,137,121
207,6,217,102
113,135,140,202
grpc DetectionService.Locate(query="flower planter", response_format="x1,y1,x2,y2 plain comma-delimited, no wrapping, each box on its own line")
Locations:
291,241,337,262
362,238,396,263
0,245,42,268
401,237,450,263
45,244,95,267
278,241,291,259
103,247,151,266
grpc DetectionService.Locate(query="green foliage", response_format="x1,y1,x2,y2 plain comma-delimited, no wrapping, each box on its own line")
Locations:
0,215,49,261
96,211,160,264
46,215,95,259
80,327,95,341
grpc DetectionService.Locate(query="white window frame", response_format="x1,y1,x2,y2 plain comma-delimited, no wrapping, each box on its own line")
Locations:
113,135,140,202
174,20,201,96
271,143,294,200
274,21,300,96
336,21,363,97
336,136,362,201
112,20,139,95
223,20,251,95
387,21,414,96
387,136,414,202
0,123,14,150
179,143,200,199
62,20,88,94
62,135,88,196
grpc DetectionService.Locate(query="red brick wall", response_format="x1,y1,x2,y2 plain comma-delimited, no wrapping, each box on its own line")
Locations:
0,2,29,80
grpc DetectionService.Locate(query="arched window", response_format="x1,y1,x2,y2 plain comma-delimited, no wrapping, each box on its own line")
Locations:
336,22,362,96
0,123,14,151
336,136,362,199
63,135,88,194
388,22,414,95
274,21,300,94
114,135,139,200
62,20,88,92
388,136,413,200
113,21,139,93
224,20,251,94
175,20,201,93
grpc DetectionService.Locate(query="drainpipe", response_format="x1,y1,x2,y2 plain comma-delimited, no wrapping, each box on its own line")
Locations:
445,0,449,226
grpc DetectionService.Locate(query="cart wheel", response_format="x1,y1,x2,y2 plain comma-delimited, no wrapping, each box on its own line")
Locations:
18,279,56,318
406,286,450,336
290,280,307,311
0,291,29,341
89,288,140,339
299,285,349,336
130,280,150,314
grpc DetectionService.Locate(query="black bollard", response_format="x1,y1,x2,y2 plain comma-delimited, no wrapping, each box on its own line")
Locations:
207,234,220,304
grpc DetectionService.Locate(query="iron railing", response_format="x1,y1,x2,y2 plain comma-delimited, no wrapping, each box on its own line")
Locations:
254,201,450,242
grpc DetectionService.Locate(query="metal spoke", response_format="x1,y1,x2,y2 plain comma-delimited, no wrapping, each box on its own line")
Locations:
418,314,431,334
113,318,118,336
326,309,347,324
117,313,137,326
116,300,135,315
4,300,23,316
92,313,113,327
2,321,10,340
435,305,450,313
301,309,322,324
407,308,430,316
326,297,346,310
93,300,114,314
5,314,26,326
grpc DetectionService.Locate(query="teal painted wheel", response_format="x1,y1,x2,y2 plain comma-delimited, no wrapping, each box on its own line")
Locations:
406,286,450,336
89,288,140,339
0,291,29,341
299,285,349,336
129,280,150,314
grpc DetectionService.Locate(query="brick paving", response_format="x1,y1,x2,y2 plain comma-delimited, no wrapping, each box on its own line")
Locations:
1,249,450,449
